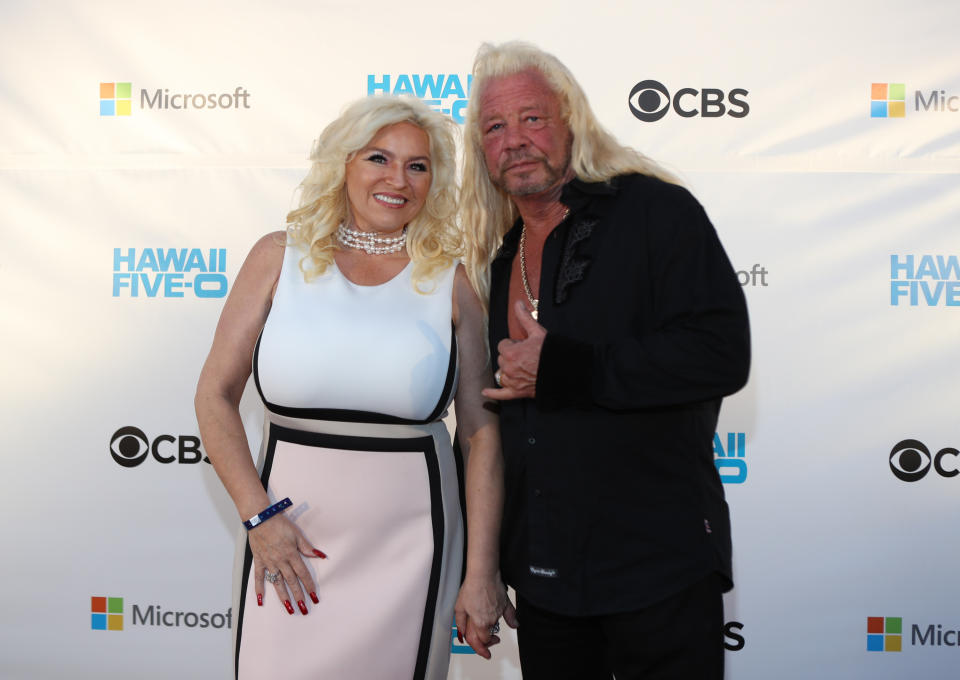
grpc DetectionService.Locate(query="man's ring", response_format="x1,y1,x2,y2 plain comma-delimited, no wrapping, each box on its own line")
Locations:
489,622,500,635
264,569,281,584
494,369,503,387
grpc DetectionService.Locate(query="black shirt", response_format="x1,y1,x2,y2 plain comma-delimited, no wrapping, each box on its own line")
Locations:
489,174,750,616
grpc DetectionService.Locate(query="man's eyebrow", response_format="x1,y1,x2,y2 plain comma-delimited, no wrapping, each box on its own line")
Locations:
481,104,544,122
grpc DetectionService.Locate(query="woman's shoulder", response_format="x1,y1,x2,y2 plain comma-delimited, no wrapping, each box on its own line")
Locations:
251,230,288,254
235,231,289,296
245,231,288,266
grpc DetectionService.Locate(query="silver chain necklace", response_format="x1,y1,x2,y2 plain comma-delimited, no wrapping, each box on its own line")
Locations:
337,223,407,255
519,206,569,321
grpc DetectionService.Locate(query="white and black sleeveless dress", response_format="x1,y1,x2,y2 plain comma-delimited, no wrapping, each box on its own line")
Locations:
232,245,462,680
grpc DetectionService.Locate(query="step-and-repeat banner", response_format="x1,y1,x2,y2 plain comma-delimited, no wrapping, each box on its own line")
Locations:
2,1,958,678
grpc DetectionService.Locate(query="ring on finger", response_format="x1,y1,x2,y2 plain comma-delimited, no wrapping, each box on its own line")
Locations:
494,369,503,387
489,621,500,635
264,569,281,584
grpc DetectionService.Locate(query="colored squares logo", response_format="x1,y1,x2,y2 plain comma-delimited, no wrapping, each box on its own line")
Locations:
91,596,123,631
867,616,901,652
100,82,132,116
871,83,905,118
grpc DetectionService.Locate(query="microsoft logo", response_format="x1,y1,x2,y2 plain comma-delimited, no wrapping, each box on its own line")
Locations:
100,82,131,116
871,83,905,118
867,616,901,652
91,596,124,630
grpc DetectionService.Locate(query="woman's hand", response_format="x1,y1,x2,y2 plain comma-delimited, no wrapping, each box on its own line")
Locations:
248,515,326,615
454,574,518,659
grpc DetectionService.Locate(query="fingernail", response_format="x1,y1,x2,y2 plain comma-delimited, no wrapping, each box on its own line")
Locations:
256,593,263,607
298,600,308,615
310,592,319,604
457,630,463,643
284,600,294,615
313,549,327,559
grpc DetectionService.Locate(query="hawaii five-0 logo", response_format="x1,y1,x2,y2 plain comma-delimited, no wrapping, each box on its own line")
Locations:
714,432,747,484
451,624,475,655
112,247,228,298
367,73,472,123
890,254,960,306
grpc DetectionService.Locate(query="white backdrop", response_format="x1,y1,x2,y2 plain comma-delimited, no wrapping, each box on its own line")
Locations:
2,1,959,678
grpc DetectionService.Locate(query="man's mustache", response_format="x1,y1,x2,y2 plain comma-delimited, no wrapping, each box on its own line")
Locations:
502,151,546,167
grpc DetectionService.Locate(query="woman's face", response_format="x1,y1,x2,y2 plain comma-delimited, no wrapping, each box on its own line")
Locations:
344,121,432,236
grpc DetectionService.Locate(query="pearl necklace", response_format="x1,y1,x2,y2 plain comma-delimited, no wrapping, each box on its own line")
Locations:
519,206,570,321
337,223,407,255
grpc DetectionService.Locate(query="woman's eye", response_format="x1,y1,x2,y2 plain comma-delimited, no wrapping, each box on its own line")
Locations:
366,153,387,164
409,162,428,172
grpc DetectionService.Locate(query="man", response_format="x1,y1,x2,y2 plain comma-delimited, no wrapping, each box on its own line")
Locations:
457,42,750,679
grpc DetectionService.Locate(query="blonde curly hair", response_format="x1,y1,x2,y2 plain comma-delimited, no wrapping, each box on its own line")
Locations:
286,96,461,292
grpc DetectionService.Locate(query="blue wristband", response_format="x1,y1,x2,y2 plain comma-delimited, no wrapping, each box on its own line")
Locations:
243,497,292,530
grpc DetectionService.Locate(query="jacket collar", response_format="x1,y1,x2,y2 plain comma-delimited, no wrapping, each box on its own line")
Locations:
560,176,618,211
494,176,618,261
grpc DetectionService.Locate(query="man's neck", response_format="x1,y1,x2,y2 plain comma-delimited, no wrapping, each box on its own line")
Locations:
513,171,575,235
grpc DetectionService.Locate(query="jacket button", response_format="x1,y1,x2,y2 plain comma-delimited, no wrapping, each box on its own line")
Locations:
533,488,542,497
528,437,536,445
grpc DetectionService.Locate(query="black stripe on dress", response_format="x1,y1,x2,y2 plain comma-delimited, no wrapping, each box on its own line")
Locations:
424,323,458,424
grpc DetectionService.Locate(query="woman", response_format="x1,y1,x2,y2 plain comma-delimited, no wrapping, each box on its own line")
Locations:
195,96,509,679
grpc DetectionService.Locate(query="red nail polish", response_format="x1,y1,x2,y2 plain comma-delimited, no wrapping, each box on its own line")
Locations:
298,600,308,615
310,592,319,604
284,600,294,615
457,629,464,643
313,549,327,559
257,593,263,607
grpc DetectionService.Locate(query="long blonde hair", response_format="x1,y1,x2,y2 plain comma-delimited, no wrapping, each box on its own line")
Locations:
460,41,677,303
286,96,461,291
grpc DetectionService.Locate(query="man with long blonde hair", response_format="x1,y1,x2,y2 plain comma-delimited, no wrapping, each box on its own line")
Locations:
458,41,750,679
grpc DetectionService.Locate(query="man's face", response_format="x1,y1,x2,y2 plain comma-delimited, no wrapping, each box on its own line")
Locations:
478,69,572,197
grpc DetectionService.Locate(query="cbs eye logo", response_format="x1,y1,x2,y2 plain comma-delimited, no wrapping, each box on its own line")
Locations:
111,426,149,467
628,80,749,122
889,439,959,482
110,426,209,468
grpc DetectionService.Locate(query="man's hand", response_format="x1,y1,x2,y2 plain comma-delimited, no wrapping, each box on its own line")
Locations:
482,301,546,401
454,576,519,659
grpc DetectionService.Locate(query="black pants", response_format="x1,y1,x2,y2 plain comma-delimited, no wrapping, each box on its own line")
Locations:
516,574,725,680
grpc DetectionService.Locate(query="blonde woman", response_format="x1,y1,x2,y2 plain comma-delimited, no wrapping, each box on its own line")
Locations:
196,96,508,679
